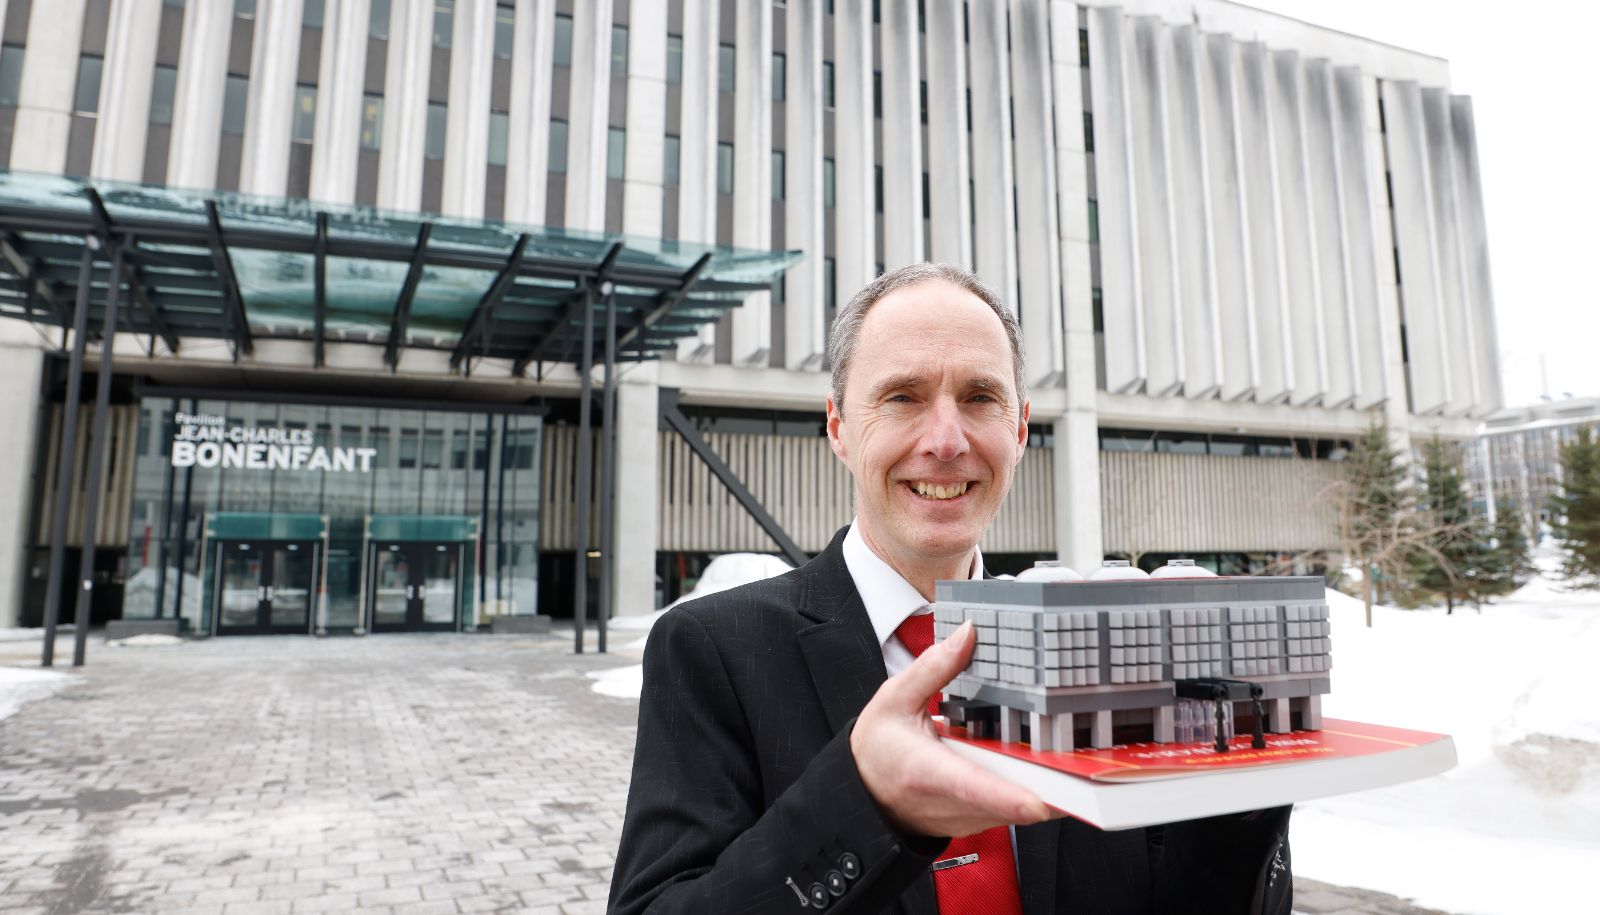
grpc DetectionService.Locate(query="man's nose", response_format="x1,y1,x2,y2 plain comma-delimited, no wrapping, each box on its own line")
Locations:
920,397,968,462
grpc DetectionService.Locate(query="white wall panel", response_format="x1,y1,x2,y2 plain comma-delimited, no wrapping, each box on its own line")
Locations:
1302,59,1356,408
968,0,1020,323
830,0,875,317
1333,66,1388,410
1128,17,1180,396
168,0,233,189
1165,25,1220,399
672,0,719,361
1268,50,1326,405
1010,0,1066,388
239,0,304,196
378,0,434,211
309,0,370,204
11,0,88,174
504,0,556,224
562,0,613,230
1236,41,1292,403
441,0,494,218
1381,79,1450,416
1422,87,1477,418
879,0,923,270
924,0,971,267
1086,6,1145,395
729,0,772,365
1200,33,1258,401
1448,95,1502,416
91,0,162,182
621,0,667,237
783,0,826,370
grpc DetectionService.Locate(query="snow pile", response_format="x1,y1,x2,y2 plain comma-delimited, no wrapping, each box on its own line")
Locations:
1295,571,1600,913
107,633,185,648
0,665,78,723
592,553,793,696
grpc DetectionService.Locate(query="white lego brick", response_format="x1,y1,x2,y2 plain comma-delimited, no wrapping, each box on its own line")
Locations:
1110,647,1125,664
976,661,999,679
974,645,997,662
1111,667,1126,684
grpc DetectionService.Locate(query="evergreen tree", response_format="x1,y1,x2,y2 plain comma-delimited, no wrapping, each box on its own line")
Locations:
1551,424,1600,589
1409,438,1490,614
1478,499,1535,601
1341,423,1409,624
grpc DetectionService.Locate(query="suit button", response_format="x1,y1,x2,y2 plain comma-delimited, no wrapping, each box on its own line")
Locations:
838,852,861,880
808,883,829,909
825,870,847,896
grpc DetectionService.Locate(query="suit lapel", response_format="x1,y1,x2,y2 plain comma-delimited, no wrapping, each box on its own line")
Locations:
1016,821,1062,915
794,528,939,915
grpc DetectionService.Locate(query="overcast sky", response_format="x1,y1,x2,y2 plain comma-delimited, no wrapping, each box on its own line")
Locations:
1238,0,1598,408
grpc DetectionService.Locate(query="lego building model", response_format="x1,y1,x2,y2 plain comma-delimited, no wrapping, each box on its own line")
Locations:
933,561,1331,752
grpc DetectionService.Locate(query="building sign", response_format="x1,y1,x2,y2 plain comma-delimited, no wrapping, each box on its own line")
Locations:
170,412,376,473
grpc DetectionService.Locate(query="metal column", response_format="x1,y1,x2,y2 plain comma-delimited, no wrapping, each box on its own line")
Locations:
71,243,127,667
39,242,98,668
572,287,595,653
596,286,617,654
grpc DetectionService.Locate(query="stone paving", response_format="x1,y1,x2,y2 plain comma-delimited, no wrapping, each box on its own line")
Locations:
0,631,1454,914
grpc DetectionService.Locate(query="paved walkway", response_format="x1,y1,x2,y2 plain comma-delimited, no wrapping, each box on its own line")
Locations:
0,632,1453,914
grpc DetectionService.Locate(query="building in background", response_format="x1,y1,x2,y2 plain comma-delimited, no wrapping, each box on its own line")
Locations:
1467,397,1600,542
0,0,1499,633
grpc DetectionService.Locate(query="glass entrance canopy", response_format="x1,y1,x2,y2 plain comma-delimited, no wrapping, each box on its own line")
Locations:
0,171,800,371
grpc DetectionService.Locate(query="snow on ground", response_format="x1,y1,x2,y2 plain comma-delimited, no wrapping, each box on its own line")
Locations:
1294,557,1600,914
0,664,79,723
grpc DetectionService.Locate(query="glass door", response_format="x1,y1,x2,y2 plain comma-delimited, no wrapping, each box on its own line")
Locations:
370,542,459,632
215,540,318,635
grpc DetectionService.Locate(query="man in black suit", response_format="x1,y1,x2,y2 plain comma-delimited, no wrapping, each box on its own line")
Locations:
610,264,1293,914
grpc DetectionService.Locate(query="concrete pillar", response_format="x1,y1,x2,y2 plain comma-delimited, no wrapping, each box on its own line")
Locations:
378,0,433,211
923,0,971,267
878,0,922,270
782,0,826,371
1053,411,1102,573
1092,709,1114,748
728,0,772,365
0,325,44,629
309,0,370,204
91,0,163,182
441,0,494,218
1009,0,1064,388
562,0,613,230
503,0,556,224
672,0,719,361
621,0,667,237
10,0,89,174
610,369,660,618
168,0,233,190
1001,706,1024,743
967,0,1019,316
1270,697,1292,734
238,0,304,196
831,0,875,298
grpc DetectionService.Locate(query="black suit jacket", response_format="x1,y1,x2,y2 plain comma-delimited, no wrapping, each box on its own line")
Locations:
610,527,1294,914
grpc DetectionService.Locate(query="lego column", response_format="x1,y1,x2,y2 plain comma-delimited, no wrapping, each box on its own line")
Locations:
0,325,45,629
609,372,661,618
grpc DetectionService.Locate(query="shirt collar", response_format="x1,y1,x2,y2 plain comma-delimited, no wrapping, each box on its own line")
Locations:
842,519,984,652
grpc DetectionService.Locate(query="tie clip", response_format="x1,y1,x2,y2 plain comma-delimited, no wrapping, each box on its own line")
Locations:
931,853,979,872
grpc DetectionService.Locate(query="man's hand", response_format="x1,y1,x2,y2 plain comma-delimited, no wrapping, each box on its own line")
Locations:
850,621,1054,838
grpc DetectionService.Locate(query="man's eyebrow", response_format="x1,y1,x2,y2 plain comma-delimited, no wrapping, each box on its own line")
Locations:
868,374,925,398
967,375,1013,400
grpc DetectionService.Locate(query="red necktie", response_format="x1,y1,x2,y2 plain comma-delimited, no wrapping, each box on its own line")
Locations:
894,613,1026,915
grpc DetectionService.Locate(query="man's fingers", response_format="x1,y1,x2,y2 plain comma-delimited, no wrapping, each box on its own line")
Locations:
878,621,975,715
916,739,1053,827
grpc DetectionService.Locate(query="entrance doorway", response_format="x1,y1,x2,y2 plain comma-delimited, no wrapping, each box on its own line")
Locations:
369,541,460,632
214,541,319,635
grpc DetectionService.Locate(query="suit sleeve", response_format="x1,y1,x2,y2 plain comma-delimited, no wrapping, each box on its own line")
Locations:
1150,807,1294,915
608,609,946,915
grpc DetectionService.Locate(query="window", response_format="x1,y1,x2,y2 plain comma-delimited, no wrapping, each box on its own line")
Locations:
874,164,882,213
822,61,833,108
424,102,446,159
716,142,733,194
494,4,514,58
718,44,734,93
772,52,785,101
607,127,625,180
74,55,103,115
1078,27,1089,67
920,79,927,123
1087,198,1098,244
771,150,784,200
823,257,835,313
823,158,834,208
553,14,573,67
612,25,628,76
548,119,567,173
290,85,317,143
663,134,680,186
0,45,22,107
149,64,178,125
303,0,324,28
369,0,390,39
221,74,247,135
922,172,929,219
872,71,880,118
360,94,383,150
234,0,254,18
1083,111,1093,152
433,0,453,49
488,110,509,166
667,35,682,84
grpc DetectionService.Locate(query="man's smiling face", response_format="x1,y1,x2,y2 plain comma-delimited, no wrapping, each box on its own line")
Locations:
827,278,1029,584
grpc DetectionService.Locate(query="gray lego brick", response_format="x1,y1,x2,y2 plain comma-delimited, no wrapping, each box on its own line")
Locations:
935,575,1326,607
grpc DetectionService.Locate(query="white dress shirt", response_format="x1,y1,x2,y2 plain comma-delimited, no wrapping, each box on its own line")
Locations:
842,520,985,676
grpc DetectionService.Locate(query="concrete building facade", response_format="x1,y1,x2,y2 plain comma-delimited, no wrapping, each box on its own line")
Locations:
0,0,1499,631
1467,397,1600,542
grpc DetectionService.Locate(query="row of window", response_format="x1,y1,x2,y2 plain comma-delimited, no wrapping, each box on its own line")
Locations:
1099,429,1354,461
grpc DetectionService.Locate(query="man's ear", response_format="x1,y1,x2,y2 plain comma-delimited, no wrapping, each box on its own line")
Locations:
1015,400,1031,464
826,396,848,461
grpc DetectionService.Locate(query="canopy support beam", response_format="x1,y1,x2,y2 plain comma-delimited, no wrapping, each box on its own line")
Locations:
384,222,433,371
203,200,254,360
451,233,531,373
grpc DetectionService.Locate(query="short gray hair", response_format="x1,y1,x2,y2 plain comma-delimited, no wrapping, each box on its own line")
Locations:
826,263,1026,412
